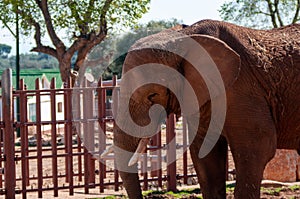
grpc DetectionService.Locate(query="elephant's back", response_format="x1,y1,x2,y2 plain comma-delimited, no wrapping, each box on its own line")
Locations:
183,20,300,70
186,20,300,149
245,23,300,71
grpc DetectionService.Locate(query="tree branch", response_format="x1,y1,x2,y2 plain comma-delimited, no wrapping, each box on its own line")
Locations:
99,0,113,34
254,10,272,16
30,18,57,58
83,0,96,24
274,0,284,26
35,0,66,54
31,46,57,57
15,5,58,58
65,37,88,59
72,0,113,71
73,32,106,71
265,0,278,28
293,0,300,23
0,15,16,37
68,0,89,35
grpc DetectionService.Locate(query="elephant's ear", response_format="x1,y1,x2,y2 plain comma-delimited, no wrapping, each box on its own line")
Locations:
180,34,241,110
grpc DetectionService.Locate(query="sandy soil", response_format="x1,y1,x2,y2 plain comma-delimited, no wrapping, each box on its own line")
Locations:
1,122,300,198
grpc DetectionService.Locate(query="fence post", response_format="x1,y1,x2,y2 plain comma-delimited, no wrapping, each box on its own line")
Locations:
166,114,177,192
182,117,188,184
19,79,28,199
35,79,43,198
65,78,74,195
50,78,59,197
98,77,106,193
150,131,162,187
111,76,120,192
2,69,16,199
82,77,94,194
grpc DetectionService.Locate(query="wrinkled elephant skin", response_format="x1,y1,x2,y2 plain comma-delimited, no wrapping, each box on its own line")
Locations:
112,20,300,199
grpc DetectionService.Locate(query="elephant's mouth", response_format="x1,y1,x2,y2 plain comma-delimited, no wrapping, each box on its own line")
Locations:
165,88,181,117
125,90,180,167
102,97,177,167
103,90,180,167
129,99,163,127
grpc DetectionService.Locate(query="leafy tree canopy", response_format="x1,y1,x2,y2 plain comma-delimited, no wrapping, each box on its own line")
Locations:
0,43,12,58
86,19,182,80
0,0,150,82
219,0,300,28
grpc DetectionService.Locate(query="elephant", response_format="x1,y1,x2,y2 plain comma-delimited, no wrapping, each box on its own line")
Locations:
104,19,300,198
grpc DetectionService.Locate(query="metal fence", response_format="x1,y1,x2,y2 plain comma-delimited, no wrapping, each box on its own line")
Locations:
0,68,197,199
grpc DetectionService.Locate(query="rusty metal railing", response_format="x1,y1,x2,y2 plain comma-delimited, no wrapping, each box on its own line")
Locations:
0,68,197,198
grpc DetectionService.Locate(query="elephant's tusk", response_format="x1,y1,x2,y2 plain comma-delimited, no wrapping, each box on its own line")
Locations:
128,138,150,166
100,145,114,158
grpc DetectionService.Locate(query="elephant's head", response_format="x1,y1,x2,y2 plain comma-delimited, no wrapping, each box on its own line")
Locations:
110,28,241,198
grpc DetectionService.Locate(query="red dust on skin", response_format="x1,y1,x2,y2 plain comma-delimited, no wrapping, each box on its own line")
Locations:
82,19,300,199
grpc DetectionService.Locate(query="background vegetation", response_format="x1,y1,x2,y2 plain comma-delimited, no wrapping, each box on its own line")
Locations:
0,19,181,80
1,0,299,81
220,0,300,28
0,0,150,82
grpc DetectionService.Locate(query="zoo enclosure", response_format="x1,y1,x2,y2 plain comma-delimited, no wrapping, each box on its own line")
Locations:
0,68,199,199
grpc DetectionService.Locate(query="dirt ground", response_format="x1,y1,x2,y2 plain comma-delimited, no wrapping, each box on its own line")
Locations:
6,147,300,199
2,122,300,198
8,181,300,198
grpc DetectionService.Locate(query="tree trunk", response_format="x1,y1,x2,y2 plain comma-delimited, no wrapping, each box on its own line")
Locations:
59,61,71,84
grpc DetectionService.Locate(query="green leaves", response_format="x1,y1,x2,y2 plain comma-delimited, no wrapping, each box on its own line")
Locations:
0,0,151,44
0,0,151,82
106,0,150,31
0,43,12,58
219,0,300,28
87,19,182,80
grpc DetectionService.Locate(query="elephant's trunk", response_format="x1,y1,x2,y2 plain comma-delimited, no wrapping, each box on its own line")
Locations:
115,149,143,199
119,170,143,199
113,125,143,198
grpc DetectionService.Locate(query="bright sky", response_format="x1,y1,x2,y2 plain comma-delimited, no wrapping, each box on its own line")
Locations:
0,0,225,54
140,0,224,24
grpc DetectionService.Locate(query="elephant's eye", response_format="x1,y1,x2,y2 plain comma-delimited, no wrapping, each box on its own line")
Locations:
147,93,159,103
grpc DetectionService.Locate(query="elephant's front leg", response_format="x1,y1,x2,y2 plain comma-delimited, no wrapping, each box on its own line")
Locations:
113,126,143,199
190,134,228,199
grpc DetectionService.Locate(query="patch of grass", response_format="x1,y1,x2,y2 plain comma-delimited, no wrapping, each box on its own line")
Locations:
226,183,235,192
143,188,202,198
98,197,116,199
142,190,165,196
91,195,127,199
94,184,300,198
289,185,300,191
267,185,300,196
227,182,300,197
261,187,283,196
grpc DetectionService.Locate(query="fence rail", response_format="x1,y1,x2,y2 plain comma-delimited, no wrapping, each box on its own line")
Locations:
0,68,199,199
